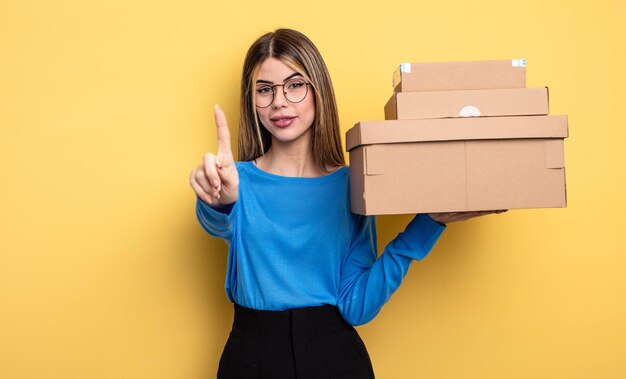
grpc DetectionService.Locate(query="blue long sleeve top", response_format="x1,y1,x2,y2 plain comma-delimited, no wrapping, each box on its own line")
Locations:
196,161,445,326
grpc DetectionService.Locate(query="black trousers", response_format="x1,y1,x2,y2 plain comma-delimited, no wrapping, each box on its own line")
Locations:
217,303,376,379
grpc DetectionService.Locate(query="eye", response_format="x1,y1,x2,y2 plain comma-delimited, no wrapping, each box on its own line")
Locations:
256,86,273,95
287,80,306,90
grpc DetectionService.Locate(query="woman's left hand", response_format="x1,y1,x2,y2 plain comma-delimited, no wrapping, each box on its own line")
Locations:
428,210,507,225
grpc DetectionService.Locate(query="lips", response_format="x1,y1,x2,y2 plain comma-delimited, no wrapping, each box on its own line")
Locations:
270,115,296,128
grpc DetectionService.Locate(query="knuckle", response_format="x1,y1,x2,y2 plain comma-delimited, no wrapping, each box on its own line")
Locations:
195,170,206,181
203,152,215,161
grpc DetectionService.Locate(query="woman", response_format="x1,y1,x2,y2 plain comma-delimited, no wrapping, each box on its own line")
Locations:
190,28,501,379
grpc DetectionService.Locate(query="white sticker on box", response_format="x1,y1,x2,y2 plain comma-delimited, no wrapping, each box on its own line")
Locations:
512,59,526,67
459,106,481,117
393,63,412,87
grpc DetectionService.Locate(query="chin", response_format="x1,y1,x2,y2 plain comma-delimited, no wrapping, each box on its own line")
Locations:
271,129,310,144
264,122,313,145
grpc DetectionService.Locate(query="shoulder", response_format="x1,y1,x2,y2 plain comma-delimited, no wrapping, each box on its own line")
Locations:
234,160,254,175
326,164,350,176
235,161,251,169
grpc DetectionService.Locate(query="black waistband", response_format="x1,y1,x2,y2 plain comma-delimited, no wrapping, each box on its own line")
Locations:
232,303,351,337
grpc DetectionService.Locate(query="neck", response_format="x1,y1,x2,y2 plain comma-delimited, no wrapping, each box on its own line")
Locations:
258,132,323,177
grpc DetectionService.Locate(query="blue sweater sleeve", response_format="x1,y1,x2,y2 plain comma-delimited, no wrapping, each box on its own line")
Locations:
195,198,237,242
337,213,445,326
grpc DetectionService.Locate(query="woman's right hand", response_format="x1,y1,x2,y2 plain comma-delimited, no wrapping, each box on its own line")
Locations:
189,105,239,207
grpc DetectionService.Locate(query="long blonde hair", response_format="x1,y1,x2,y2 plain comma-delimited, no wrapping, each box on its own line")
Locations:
238,29,345,171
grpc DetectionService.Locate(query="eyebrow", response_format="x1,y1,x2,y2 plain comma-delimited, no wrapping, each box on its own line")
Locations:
256,72,302,85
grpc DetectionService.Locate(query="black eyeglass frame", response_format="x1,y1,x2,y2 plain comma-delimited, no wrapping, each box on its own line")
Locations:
254,80,312,108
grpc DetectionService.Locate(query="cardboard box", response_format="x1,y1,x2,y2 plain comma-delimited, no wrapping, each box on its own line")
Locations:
393,59,526,92
384,87,549,120
346,116,568,215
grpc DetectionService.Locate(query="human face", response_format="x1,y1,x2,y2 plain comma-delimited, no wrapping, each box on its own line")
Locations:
255,57,315,147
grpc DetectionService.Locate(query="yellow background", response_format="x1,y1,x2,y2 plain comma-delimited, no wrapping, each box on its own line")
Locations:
1,0,625,377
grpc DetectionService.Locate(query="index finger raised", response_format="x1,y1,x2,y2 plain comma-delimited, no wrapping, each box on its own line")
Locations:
214,104,232,155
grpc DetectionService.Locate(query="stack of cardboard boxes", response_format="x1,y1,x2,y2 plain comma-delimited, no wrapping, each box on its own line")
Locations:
346,60,568,215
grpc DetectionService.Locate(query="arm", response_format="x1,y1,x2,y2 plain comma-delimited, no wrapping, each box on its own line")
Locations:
337,213,445,326
195,197,238,241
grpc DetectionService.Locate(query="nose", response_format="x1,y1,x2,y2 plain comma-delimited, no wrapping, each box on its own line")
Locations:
271,85,288,108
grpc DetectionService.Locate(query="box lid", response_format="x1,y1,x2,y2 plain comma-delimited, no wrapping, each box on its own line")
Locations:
392,59,527,92
346,115,568,151
385,87,550,120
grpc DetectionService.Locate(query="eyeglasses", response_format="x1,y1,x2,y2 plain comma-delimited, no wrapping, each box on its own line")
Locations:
255,78,311,108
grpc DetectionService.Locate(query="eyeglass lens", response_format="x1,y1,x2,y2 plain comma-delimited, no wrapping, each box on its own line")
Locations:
255,79,309,108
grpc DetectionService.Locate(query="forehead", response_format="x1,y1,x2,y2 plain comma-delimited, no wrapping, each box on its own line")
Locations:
255,57,301,82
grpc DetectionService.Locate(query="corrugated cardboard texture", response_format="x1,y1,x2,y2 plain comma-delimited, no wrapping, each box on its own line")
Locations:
393,60,526,92
347,116,568,215
384,88,549,120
